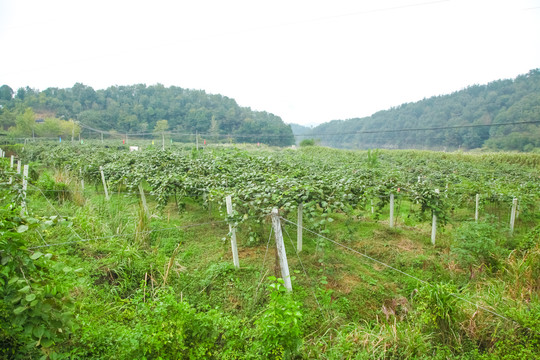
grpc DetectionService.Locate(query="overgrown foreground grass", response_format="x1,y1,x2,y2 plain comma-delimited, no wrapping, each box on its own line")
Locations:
1,167,539,359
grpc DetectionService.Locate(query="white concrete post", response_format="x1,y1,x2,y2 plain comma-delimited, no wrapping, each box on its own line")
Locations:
389,193,394,228
226,195,240,268
9,155,14,184
431,189,440,245
297,203,303,252
100,166,109,201
21,165,29,215
139,183,149,217
475,194,479,222
510,197,518,234
271,208,292,292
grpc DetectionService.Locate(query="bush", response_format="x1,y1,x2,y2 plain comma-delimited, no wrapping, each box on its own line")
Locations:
72,287,229,359
451,220,504,270
254,277,303,359
0,205,73,359
415,283,463,347
36,171,71,203
299,139,316,147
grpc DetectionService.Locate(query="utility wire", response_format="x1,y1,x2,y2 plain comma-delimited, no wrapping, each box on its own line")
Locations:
282,223,325,313
27,220,229,250
29,183,85,241
299,120,540,137
278,216,538,334
73,120,540,139
251,227,274,307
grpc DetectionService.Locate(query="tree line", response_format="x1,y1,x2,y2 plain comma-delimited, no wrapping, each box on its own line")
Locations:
296,69,540,152
0,83,295,146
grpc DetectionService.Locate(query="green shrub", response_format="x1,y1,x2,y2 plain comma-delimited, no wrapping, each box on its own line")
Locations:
254,276,303,359
518,225,540,252
72,287,229,359
415,283,463,347
299,139,316,147
36,171,71,203
0,205,73,359
451,220,504,270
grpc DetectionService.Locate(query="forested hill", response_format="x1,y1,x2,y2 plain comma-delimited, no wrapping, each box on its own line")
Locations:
300,69,540,152
0,83,294,146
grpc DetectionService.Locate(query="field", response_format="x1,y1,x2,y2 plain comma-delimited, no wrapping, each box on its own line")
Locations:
1,142,539,359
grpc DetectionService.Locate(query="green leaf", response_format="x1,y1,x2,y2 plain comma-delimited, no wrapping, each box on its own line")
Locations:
1,255,11,265
33,325,45,338
17,225,29,233
18,285,30,293
40,337,54,348
26,293,36,302
30,252,43,260
13,306,26,315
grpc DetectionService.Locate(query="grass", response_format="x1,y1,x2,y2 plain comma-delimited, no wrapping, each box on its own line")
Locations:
10,169,540,358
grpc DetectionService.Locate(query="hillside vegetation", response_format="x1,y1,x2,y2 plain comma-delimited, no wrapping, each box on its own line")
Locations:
0,83,294,146
1,143,539,359
297,69,540,152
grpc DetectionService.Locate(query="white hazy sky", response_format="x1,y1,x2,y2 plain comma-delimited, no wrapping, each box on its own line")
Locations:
1,0,539,126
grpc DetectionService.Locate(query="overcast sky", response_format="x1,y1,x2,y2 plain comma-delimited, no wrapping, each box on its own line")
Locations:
1,0,539,126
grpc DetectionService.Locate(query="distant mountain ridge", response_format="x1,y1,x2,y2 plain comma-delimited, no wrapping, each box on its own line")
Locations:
293,69,540,152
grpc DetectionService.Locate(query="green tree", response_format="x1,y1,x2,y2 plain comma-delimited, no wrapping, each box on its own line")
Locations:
153,119,169,134
0,85,14,101
9,108,36,137
36,117,62,137
0,108,16,130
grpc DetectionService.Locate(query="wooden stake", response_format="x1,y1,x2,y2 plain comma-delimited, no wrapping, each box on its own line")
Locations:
271,208,292,292
17,160,21,174
510,197,517,234
226,195,240,268
297,203,303,252
100,166,109,201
